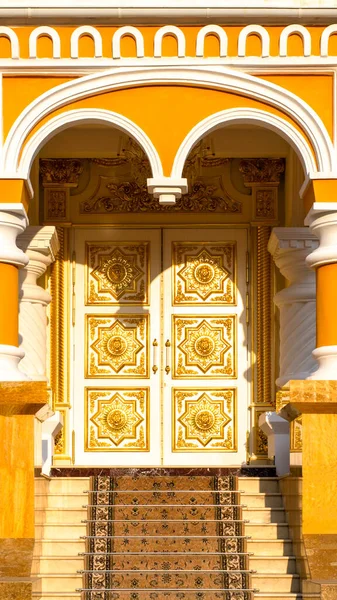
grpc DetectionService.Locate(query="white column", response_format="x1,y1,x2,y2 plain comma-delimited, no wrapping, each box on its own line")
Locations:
18,226,59,380
268,227,318,387
0,205,29,381
305,204,337,379
259,412,290,476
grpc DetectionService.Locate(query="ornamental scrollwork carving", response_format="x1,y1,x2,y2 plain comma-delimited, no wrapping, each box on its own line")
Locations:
40,158,83,186
239,158,285,185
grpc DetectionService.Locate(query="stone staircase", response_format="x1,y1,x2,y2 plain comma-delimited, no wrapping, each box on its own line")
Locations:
32,474,320,600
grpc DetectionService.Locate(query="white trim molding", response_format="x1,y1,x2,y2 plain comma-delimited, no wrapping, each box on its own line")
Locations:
29,26,61,59
172,107,319,180
2,66,336,184
112,26,145,59
238,25,270,58
154,26,186,58
196,25,228,58
18,108,164,181
279,24,312,57
320,24,337,58
70,26,103,59
0,27,19,59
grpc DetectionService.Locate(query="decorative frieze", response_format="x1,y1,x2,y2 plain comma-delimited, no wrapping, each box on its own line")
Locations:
239,158,284,224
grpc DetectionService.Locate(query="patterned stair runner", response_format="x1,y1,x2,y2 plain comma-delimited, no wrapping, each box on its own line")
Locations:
79,474,253,600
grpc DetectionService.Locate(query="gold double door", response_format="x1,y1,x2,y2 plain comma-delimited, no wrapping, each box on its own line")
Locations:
72,226,249,466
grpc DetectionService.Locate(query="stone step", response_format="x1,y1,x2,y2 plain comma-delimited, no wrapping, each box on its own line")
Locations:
32,557,84,574
250,555,297,574
35,509,87,524
242,507,286,523
35,478,90,494
33,593,254,600
35,494,86,509
241,493,284,508
33,540,85,557
238,478,280,494
247,539,293,556
90,475,219,491
82,571,252,589
86,505,240,520
245,523,289,539
35,524,86,539
83,535,247,553
252,574,300,593
255,595,320,600
33,574,80,594
81,552,250,570
87,491,226,505
86,520,244,536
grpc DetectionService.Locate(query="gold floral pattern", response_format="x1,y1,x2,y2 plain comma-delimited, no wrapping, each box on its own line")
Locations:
173,316,235,378
86,242,149,305
86,388,149,451
173,242,236,305
173,388,236,451
87,315,148,378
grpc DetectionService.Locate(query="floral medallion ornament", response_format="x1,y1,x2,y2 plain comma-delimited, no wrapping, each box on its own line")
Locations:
86,241,149,304
173,242,236,305
173,316,236,378
86,388,149,451
173,388,236,451
87,315,148,378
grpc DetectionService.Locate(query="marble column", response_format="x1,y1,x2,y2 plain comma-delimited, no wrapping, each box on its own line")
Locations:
17,226,59,380
268,227,319,387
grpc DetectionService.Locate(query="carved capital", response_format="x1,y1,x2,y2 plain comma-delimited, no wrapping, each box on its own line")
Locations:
239,158,285,186
40,158,83,187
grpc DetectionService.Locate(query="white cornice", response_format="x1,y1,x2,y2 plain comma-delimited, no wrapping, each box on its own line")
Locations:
2,1,337,25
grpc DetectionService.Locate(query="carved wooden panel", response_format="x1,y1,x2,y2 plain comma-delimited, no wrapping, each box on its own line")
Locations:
86,314,149,378
173,388,236,452
85,387,149,452
86,241,149,305
173,242,236,305
173,315,236,378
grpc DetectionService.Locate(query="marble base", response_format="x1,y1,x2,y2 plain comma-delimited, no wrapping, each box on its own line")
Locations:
0,580,32,600
0,539,34,578
304,534,337,580
45,466,277,477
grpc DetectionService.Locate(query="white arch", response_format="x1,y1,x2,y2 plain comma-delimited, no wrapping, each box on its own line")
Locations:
2,66,335,180
14,109,163,181
29,26,61,59
112,26,144,59
238,25,270,58
154,26,186,58
172,107,316,179
196,25,228,57
0,27,19,59
321,24,337,57
70,26,102,59
279,25,311,57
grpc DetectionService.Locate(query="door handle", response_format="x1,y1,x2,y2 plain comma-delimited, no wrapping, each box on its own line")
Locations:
165,339,171,374
152,339,158,374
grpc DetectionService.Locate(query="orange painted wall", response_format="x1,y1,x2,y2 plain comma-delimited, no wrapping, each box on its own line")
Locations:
20,84,314,176
0,263,19,347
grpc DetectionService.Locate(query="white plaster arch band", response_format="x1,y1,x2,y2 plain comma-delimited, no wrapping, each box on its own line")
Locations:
196,25,228,58
320,24,337,57
238,25,270,58
17,109,163,182
154,26,186,58
29,26,61,59
279,24,311,57
2,66,335,179
112,26,145,59
172,107,316,180
0,27,19,59
70,26,102,59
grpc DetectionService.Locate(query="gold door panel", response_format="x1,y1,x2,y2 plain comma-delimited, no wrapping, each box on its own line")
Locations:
173,315,236,378
86,314,149,378
173,388,236,452
86,241,149,305
85,387,150,452
173,242,236,305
